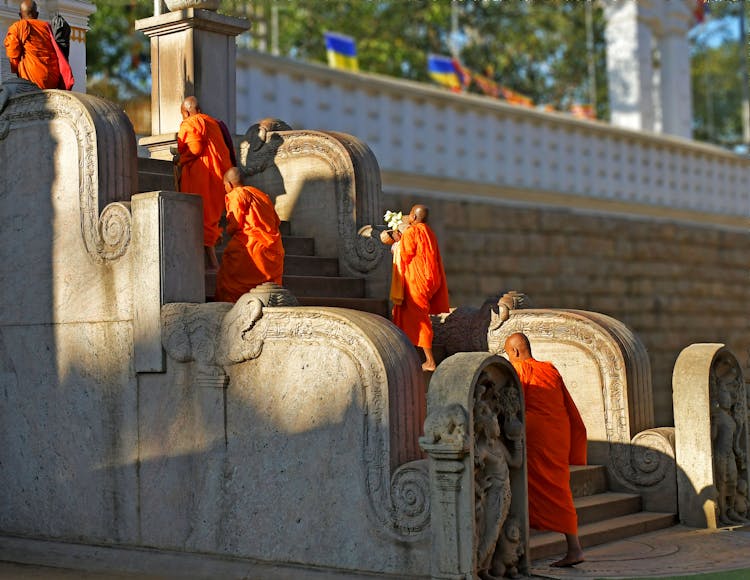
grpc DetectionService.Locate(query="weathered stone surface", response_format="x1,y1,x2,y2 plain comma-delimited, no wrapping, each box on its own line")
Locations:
0,90,140,543
673,343,749,528
420,352,529,579
140,303,431,574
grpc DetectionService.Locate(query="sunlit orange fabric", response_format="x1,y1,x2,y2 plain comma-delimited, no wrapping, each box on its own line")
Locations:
392,222,449,348
4,19,60,89
215,185,284,303
177,113,233,247
512,357,587,535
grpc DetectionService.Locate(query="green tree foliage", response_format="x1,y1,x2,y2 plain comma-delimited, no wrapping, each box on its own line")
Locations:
223,0,608,116
86,0,151,101
690,2,748,147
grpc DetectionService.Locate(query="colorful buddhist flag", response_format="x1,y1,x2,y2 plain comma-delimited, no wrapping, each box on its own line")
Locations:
428,54,461,91
570,103,596,120
324,32,358,71
451,57,472,90
499,86,534,108
473,72,499,98
694,0,706,23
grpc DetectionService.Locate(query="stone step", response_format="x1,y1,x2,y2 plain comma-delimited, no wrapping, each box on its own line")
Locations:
282,236,315,256
570,464,608,498
284,255,338,277
137,157,174,192
282,275,365,299
297,297,390,318
575,492,642,526
530,511,676,562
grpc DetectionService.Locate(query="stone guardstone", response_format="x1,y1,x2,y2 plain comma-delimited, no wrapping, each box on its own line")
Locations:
237,121,389,299
490,309,677,513
673,343,750,528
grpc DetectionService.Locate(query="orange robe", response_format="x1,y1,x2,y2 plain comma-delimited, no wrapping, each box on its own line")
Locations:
512,358,587,535
4,19,60,89
215,185,285,303
177,113,233,247
392,222,449,348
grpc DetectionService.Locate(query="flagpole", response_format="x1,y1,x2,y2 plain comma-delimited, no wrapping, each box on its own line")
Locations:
450,0,459,57
740,0,750,145
585,1,597,112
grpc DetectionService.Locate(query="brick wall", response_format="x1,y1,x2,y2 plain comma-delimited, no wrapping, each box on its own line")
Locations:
384,190,750,427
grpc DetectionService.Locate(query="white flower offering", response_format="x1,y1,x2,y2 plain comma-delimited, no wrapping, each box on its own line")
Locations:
384,210,403,230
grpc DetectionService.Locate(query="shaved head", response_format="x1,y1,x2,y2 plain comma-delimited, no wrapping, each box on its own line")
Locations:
223,166,243,190
504,332,532,363
19,0,38,18
408,204,429,224
180,96,200,119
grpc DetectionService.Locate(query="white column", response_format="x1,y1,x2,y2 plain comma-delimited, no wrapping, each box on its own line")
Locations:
603,0,657,132
657,2,694,139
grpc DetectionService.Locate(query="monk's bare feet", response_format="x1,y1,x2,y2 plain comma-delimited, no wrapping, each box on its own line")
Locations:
551,554,584,567
422,361,436,372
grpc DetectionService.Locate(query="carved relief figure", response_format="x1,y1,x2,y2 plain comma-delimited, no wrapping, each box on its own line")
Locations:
492,517,523,579
711,375,745,525
473,381,523,580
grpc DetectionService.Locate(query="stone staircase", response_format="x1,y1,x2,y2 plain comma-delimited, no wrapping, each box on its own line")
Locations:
529,465,676,561
136,158,389,318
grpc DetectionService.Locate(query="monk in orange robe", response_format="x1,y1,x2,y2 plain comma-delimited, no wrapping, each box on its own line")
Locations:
504,332,587,568
215,167,285,303
391,205,450,371
176,96,233,270
4,0,60,89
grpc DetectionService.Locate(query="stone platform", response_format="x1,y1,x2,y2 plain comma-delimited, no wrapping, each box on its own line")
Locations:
3,524,750,579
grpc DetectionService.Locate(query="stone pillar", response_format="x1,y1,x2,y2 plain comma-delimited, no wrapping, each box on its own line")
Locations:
0,0,95,92
673,344,750,528
603,0,657,133
135,8,249,160
603,0,694,139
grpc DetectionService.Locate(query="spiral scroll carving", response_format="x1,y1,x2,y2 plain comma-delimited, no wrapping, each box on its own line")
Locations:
390,460,431,534
625,427,676,487
97,202,132,261
0,91,137,264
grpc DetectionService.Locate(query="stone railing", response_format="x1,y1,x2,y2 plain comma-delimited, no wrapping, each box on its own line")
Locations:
236,49,750,225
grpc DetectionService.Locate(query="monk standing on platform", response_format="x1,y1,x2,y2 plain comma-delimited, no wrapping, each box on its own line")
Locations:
4,0,71,90
215,167,284,303
176,96,233,271
391,204,449,371
504,332,587,568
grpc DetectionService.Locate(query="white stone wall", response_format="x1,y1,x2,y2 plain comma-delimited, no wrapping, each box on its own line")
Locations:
236,50,750,223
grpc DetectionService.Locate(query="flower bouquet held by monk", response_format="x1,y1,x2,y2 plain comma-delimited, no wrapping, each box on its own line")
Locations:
390,204,450,372
215,167,285,303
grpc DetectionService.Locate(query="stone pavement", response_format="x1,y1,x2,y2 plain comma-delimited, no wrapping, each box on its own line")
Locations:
3,524,750,579
529,524,750,579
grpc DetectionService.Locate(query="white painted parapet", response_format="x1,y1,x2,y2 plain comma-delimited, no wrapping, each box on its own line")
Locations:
236,50,750,225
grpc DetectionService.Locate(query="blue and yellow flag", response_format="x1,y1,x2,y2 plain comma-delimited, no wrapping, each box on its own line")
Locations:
427,54,461,91
324,32,359,72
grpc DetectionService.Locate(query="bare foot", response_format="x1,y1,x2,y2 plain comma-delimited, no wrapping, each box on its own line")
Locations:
421,362,436,372
551,557,584,568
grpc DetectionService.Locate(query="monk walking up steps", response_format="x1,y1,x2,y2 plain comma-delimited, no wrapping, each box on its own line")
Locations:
176,96,233,271
215,167,284,303
504,332,587,568
389,205,449,371
4,0,74,90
